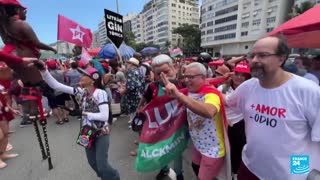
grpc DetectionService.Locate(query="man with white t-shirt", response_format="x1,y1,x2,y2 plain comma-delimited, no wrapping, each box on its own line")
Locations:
225,36,320,180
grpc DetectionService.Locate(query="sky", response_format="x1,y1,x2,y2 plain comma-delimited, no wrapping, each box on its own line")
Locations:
1,0,150,44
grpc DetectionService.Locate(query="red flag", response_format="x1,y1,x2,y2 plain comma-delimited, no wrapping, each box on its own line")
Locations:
57,14,92,48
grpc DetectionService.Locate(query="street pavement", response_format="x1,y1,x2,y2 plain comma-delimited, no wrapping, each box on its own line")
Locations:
0,114,196,180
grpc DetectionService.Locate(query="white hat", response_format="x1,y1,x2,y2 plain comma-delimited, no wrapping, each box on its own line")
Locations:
127,58,140,66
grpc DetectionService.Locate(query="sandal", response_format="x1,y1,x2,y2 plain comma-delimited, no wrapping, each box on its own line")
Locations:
63,118,69,123
0,159,7,169
0,153,19,160
129,150,137,156
56,121,64,125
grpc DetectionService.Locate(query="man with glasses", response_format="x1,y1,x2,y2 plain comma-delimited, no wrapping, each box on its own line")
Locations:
225,36,320,180
161,62,226,180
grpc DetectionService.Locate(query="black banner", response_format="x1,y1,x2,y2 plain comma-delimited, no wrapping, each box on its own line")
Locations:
104,9,123,48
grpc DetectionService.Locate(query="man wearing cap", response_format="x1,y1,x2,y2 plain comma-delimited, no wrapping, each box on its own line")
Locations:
118,58,145,123
225,36,320,180
47,60,69,125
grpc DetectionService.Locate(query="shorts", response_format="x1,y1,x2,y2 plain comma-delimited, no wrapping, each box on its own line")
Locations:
48,93,66,109
0,113,14,122
192,146,224,180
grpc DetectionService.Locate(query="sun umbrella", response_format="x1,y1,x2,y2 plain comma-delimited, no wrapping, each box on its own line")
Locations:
268,5,320,48
141,47,159,54
98,43,135,60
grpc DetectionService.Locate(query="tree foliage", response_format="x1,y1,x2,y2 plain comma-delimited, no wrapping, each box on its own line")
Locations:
72,45,82,57
123,31,136,48
134,42,160,52
289,1,315,18
173,24,201,56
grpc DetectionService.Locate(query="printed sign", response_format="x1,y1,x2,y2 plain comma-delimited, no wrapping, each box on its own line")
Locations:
104,9,123,48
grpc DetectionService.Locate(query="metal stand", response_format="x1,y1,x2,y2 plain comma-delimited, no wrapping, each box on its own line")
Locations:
29,112,53,170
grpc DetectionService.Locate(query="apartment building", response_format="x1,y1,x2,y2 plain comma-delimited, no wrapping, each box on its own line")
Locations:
91,30,101,49
201,0,293,56
49,40,75,54
131,0,200,48
123,13,137,33
98,20,107,46
131,14,144,43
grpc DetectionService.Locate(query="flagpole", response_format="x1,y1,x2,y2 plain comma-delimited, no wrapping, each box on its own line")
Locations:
116,0,119,13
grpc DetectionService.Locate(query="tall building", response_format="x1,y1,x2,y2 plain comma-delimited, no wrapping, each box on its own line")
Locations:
131,0,200,48
201,0,293,57
49,41,74,54
131,14,144,44
98,20,107,46
123,13,137,33
91,30,101,48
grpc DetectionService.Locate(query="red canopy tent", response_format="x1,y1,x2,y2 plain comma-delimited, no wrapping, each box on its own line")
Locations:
87,48,101,56
268,5,320,48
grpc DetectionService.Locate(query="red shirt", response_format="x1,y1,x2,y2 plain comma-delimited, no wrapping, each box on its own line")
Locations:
0,51,23,64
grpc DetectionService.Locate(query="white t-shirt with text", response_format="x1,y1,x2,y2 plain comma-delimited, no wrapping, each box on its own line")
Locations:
226,75,320,180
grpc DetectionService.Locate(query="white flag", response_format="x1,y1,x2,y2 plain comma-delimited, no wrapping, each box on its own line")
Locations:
80,48,92,65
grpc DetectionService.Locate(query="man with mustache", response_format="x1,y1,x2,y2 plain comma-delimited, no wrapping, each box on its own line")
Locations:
224,36,320,180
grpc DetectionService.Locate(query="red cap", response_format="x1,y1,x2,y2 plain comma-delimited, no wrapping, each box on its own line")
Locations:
1,0,27,9
77,67,100,81
100,62,109,69
233,61,250,74
208,59,224,67
78,61,86,69
46,60,57,69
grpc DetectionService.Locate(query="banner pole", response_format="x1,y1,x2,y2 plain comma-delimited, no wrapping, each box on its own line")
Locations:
116,0,119,14
106,36,123,63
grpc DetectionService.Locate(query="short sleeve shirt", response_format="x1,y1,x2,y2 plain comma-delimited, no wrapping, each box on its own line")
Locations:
187,85,225,158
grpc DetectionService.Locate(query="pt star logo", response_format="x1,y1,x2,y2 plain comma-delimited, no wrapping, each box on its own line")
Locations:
70,25,85,42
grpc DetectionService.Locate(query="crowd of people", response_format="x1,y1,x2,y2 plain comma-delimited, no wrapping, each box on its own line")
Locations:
0,0,319,180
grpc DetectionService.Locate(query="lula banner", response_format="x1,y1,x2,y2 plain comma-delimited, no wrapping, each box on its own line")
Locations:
104,9,123,48
135,89,189,172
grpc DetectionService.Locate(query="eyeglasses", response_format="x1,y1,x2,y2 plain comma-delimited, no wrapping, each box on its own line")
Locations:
182,74,203,80
247,53,279,60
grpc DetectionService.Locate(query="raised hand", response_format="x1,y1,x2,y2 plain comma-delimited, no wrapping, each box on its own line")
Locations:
160,72,180,98
11,109,21,116
33,60,47,71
